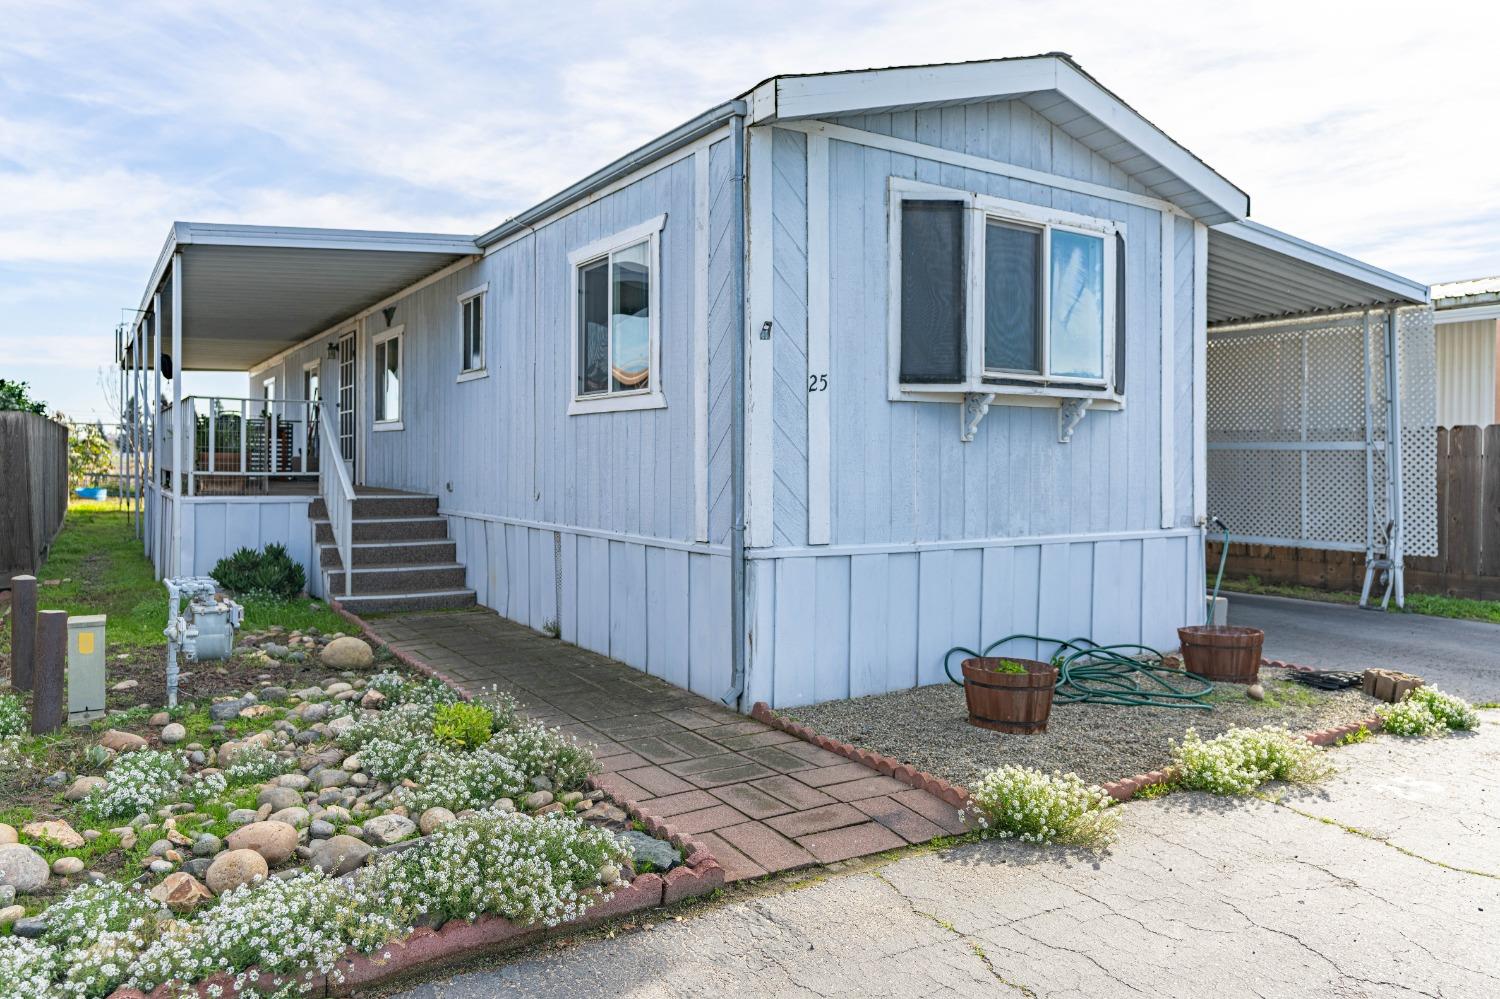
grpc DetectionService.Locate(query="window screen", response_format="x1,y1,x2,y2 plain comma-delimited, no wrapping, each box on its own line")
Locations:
984,220,1041,372
899,200,966,383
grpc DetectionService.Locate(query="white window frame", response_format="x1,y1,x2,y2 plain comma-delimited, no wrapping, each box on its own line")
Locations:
567,213,668,416
301,359,321,402
372,324,404,432
457,282,489,382
887,178,1123,408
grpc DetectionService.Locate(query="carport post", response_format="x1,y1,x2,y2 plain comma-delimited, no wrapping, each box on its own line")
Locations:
171,251,184,577
1385,309,1406,608
152,290,163,570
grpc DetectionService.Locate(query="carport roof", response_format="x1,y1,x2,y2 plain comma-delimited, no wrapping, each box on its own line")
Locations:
1207,220,1429,326
130,222,478,371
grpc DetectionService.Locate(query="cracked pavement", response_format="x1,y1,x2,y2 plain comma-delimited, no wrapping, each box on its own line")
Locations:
389,712,1499,999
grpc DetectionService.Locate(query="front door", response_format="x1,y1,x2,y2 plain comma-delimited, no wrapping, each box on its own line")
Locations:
337,331,356,468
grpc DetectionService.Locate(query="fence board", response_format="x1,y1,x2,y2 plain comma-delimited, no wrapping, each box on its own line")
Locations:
1,413,69,587
1482,426,1500,578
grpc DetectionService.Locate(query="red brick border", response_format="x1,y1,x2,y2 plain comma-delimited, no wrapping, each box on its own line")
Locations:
326,599,476,698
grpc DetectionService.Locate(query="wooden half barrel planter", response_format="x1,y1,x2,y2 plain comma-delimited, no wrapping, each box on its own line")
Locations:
961,657,1058,734
1177,625,1264,683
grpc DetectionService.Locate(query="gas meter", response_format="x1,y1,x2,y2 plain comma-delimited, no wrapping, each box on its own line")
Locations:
163,577,244,706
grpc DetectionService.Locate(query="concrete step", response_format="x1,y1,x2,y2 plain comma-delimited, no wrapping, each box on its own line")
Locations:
312,516,450,544
331,588,478,614
318,539,458,569
324,563,468,595
308,494,439,520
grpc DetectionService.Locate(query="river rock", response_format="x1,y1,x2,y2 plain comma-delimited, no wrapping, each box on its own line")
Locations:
100,729,148,753
616,830,681,871
523,790,554,811
321,637,373,670
269,806,310,829
51,857,85,876
209,698,248,721
308,834,373,876
0,824,15,845
362,814,416,846
23,819,85,849
64,776,107,801
226,821,298,865
0,845,49,892
151,871,213,912
419,807,456,835
257,786,303,812
205,849,268,894
0,904,22,927
160,722,187,744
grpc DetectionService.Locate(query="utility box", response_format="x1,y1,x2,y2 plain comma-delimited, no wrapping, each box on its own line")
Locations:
1206,595,1228,626
67,614,108,726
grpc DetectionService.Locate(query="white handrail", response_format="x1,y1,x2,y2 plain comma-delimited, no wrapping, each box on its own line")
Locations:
318,402,358,597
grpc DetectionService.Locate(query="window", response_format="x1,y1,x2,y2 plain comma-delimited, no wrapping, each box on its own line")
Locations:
567,214,667,415
302,361,319,403
889,179,1122,403
458,283,487,379
262,377,276,404
372,326,403,430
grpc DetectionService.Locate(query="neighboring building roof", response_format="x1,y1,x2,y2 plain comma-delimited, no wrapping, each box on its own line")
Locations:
1432,276,1500,308
1207,221,1429,326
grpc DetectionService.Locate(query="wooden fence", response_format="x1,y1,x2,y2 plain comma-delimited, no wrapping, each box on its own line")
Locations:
0,412,69,588
1210,425,1500,600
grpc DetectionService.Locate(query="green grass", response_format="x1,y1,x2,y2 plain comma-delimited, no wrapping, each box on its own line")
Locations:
1206,677,1322,709
1221,574,1500,625
3,500,347,654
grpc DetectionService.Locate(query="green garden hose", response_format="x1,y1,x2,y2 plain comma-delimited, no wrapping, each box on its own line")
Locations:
944,633,1215,710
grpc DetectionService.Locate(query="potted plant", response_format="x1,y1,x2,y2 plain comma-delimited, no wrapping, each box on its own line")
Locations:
961,656,1058,734
1175,625,1264,683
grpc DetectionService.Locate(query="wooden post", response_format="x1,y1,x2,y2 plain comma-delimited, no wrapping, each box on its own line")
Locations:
9,574,36,691
32,609,67,734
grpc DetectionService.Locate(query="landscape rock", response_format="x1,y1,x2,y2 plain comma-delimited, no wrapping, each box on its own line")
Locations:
321,636,374,670
226,821,299,865
51,857,85,876
100,729,148,753
0,845,50,892
269,806,310,829
209,698,248,721
23,819,85,849
64,776,107,801
307,835,372,876
148,711,170,726
191,833,223,857
256,786,302,812
160,722,187,744
362,813,416,846
360,689,386,710
151,872,213,912
11,915,46,938
0,904,23,927
205,849,268,894
419,807,456,835
616,830,681,872
0,824,15,845
226,809,259,827
523,790,554,811
309,819,335,839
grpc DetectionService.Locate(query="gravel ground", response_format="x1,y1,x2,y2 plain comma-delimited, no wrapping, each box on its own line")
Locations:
785,668,1382,788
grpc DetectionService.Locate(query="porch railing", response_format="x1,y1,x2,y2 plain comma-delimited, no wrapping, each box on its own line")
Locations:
158,396,320,496
318,401,357,597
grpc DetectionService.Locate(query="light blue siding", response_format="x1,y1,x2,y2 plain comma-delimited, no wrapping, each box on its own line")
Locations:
176,497,316,585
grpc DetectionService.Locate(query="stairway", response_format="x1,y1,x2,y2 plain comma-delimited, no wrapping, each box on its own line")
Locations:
309,492,477,614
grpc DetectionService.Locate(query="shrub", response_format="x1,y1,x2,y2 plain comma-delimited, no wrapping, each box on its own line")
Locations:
86,750,188,819
370,809,628,928
0,693,27,738
1377,686,1479,737
1172,726,1330,795
210,543,306,600
433,701,494,750
965,766,1117,848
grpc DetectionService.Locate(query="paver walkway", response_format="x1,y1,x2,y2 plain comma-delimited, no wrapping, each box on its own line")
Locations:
370,608,963,880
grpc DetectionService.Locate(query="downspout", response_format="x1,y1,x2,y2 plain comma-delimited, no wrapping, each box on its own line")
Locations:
722,107,750,709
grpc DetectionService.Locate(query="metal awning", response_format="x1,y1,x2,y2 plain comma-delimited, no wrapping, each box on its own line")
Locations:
130,223,478,370
1207,220,1429,327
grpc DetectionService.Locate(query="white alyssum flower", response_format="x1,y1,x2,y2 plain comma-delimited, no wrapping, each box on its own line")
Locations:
1171,725,1330,794
965,766,1117,849
1377,685,1480,737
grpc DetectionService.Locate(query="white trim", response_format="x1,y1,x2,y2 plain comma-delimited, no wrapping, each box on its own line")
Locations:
886,177,1123,407
301,358,321,398
1435,303,1500,325
457,282,487,377
765,57,1249,222
439,506,731,556
566,214,668,417
249,255,479,376
693,147,711,544
1159,211,1175,529
779,119,1187,218
806,131,831,546
746,125,775,548
372,323,404,430
754,526,1200,560
1192,222,1208,523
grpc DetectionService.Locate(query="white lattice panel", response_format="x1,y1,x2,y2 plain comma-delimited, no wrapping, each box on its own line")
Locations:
1206,307,1437,557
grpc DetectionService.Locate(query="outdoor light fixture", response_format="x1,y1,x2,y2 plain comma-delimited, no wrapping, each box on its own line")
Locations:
382,306,397,327
327,342,339,359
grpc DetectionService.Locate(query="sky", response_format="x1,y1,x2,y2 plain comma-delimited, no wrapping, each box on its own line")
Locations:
2,0,1497,421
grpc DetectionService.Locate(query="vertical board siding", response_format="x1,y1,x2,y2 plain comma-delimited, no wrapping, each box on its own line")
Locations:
759,534,1196,708
771,128,811,547
182,499,315,582
1436,320,1498,427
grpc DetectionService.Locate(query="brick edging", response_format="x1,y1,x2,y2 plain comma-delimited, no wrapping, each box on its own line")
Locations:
326,599,476,699
749,701,972,809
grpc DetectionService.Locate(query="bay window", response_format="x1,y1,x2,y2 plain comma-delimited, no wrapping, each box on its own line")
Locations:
889,179,1124,404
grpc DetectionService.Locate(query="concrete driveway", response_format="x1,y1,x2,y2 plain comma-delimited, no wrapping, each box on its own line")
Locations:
387,712,1500,999
1231,592,1500,701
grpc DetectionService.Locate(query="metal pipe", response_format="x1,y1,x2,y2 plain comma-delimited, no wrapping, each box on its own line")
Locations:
722,109,749,709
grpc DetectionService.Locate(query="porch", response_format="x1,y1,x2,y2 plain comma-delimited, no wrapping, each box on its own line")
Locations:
372,606,966,881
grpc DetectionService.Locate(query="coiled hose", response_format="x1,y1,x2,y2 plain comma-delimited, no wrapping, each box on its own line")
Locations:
944,634,1215,710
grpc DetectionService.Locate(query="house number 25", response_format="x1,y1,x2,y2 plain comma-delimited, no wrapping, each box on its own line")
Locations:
807,373,828,393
